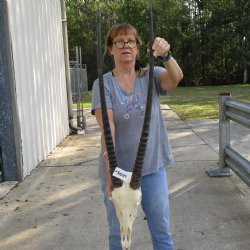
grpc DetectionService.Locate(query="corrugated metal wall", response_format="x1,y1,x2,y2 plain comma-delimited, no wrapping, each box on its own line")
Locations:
6,0,69,178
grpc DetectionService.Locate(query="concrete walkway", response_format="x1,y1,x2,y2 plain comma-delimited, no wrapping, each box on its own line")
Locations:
0,106,250,250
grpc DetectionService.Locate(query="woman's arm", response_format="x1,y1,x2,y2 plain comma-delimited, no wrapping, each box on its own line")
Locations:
152,37,183,91
159,57,183,91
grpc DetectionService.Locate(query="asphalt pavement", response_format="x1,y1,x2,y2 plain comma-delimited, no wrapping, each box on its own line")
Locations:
0,105,250,250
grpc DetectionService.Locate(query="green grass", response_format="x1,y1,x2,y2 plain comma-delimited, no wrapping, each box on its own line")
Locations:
162,84,250,120
73,91,92,109
79,84,250,120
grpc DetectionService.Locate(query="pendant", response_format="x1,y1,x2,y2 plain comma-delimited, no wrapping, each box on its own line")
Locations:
128,95,133,100
124,113,130,120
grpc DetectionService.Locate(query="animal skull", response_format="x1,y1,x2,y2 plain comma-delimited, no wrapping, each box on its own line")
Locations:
112,182,142,249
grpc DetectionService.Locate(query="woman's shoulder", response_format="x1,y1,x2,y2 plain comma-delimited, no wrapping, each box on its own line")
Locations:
137,66,165,79
154,66,166,73
93,71,113,86
103,71,113,79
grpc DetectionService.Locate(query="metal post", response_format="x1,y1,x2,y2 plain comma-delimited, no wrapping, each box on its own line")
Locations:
219,94,231,169
206,93,232,177
76,46,81,128
60,0,81,133
60,0,73,120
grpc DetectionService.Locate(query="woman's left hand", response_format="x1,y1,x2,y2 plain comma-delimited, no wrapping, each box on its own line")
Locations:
152,37,170,58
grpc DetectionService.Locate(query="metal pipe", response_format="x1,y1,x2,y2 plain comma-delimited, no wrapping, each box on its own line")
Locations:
206,93,232,177
225,146,250,174
225,99,250,114
225,111,250,129
225,158,250,186
207,93,250,185
219,94,231,169
225,146,250,187
60,0,81,132
224,98,250,129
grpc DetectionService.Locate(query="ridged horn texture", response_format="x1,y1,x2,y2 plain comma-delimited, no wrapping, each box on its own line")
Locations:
97,7,122,188
130,6,154,190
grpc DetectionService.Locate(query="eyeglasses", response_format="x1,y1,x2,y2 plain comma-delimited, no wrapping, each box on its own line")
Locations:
113,40,137,49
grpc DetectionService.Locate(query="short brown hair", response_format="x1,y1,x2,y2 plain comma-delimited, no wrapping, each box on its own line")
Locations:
106,23,142,50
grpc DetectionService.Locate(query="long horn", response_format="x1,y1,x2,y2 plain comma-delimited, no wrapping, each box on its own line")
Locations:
130,6,154,190
97,6,122,188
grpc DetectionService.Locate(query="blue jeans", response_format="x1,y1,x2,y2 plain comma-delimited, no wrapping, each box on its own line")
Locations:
101,167,174,250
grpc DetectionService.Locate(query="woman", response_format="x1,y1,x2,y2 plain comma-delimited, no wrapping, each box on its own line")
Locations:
92,23,183,250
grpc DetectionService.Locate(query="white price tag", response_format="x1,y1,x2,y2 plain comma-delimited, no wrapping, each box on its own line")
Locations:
113,167,132,183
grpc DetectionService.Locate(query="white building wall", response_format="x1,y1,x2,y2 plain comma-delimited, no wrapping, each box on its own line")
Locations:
6,0,69,179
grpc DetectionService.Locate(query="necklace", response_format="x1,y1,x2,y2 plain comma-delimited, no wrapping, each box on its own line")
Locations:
113,69,137,120
114,71,136,93
120,78,135,100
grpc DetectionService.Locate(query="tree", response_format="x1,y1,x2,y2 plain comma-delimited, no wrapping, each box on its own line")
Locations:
65,0,250,87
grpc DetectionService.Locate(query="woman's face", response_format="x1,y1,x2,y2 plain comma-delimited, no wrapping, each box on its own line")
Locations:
109,31,138,65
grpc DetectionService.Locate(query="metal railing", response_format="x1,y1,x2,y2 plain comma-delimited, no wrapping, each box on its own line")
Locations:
207,93,250,186
69,46,88,131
